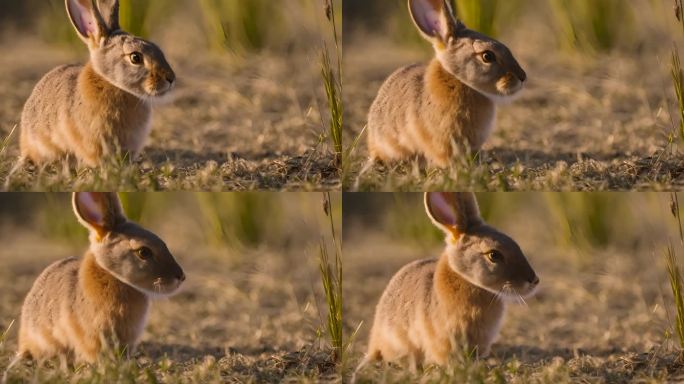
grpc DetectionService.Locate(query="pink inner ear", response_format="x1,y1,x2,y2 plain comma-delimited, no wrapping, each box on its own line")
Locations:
429,193,457,226
78,193,105,227
411,0,443,37
69,0,97,38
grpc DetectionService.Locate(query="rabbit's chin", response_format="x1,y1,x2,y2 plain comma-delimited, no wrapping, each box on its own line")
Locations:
136,280,183,299
141,90,176,106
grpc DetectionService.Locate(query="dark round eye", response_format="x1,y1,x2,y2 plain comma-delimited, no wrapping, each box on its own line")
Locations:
129,52,143,65
135,247,153,260
485,250,503,263
481,51,496,64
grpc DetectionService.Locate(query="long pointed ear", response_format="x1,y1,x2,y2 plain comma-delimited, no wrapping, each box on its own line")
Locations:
73,192,127,238
96,0,120,33
425,192,483,240
408,0,464,47
65,0,112,44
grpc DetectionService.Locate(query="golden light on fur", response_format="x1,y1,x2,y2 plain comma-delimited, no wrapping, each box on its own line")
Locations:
9,192,185,369
18,0,174,168
354,192,538,378
361,0,526,174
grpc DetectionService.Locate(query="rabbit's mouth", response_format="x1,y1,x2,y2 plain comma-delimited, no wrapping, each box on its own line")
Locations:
496,76,524,97
145,84,175,99
146,277,183,298
495,282,538,304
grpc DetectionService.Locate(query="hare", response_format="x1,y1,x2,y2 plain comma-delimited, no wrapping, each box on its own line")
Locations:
354,192,538,378
18,0,176,168
363,0,527,172
3,192,185,381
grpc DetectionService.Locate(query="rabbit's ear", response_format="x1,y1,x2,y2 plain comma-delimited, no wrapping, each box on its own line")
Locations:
95,0,120,33
65,0,113,43
73,192,126,237
409,0,464,46
425,192,482,239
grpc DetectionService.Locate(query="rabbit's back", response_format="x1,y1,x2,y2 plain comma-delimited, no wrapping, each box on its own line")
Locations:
367,258,437,363
20,65,81,163
373,258,436,329
19,257,80,360
367,64,426,163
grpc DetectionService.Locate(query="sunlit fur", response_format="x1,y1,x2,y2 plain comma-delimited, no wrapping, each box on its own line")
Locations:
356,193,538,376
15,192,184,365
19,0,175,168
365,0,526,169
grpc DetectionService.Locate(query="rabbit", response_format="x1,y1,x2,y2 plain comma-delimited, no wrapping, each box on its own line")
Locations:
363,0,527,173
2,192,185,382
18,0,176,168
353,192,538,379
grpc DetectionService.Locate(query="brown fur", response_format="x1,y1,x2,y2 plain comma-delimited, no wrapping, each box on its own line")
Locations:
368,60,494,168
356,193,538,376
364,0,526,170
366,256,504,367
18,254,148,363
14,192,184,365
18,0,174,168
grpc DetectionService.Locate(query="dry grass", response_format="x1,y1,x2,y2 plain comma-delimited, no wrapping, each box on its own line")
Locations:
343,1,682,191
0,193,343,383
344,192,684,383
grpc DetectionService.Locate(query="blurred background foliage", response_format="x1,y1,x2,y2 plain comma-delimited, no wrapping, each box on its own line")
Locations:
343,193,659,267
0,0,340,55
0,193,341,257
343,0,668,54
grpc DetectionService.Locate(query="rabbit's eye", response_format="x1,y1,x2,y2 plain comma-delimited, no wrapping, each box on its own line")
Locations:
129,52,144,65
135,247,153,260
481,51,496,64
485,251,503,263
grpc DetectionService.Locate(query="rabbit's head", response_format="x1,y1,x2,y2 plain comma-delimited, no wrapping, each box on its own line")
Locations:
409,0,526,102
66,0,176,100
73,192,185,297
425,192,539,300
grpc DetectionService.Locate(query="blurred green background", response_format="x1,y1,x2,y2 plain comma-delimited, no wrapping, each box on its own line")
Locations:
0,0,340,55
0,192,341,258
343,0,670,54
343,193,672,267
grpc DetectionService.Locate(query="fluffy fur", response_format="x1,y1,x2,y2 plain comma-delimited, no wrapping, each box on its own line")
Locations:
12,192,185,367
19,0,175,167
355,192,539,378
366,0,526,168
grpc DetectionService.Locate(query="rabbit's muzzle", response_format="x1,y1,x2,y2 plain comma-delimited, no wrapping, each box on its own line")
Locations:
496,72,525,96
146,67,176,97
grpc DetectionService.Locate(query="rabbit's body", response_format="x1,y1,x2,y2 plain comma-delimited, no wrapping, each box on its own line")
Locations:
19,253,149,363
368,60,495,167
355,193,538,378
363,0,525,170
367,256,504,366
9,192,185,369
17,0,175,168
21,63,151,167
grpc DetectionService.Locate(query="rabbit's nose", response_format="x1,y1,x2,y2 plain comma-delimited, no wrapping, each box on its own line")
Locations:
529,275,539,285
165,72,176,85
177,272,186,282
518,70,527,83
